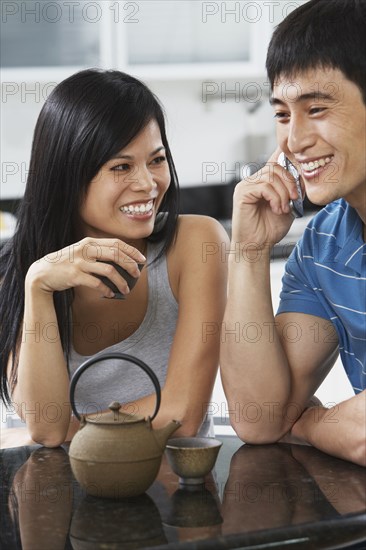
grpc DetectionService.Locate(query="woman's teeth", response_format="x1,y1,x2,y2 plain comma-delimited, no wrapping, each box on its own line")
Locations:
301,157,332,171
120,201,153,214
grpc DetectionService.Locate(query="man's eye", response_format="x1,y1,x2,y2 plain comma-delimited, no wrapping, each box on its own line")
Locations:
273,112,290,120
309,107,326,115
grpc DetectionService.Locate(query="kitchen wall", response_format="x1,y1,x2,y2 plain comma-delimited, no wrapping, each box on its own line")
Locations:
1,76,275,198
149,78,275,187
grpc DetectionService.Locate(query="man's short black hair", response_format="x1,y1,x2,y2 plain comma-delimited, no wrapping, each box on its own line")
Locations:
266,0,366,103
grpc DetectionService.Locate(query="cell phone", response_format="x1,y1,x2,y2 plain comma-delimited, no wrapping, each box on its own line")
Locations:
95,261,144,300
278,152,304,218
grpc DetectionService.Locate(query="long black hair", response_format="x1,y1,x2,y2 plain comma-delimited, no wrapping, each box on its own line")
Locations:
266,0,366,104
0,69,180,405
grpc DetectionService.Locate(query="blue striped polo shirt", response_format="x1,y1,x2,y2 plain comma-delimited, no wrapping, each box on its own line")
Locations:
277,199,366,394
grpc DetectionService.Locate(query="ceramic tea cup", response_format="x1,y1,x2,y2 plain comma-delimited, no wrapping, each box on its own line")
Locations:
165,437,222,486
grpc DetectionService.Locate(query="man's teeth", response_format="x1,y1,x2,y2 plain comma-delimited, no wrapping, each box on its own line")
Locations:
120,201,153,214
301,157,332,171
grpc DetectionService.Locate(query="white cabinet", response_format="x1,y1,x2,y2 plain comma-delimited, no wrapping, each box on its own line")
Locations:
1,3,105,68
1,1,274,79
119,0,270,80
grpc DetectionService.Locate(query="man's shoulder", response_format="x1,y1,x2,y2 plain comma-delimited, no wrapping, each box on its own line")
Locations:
300,199,356,250
306,199,348,233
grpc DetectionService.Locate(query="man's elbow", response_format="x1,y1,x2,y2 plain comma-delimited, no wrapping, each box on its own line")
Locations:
231,420,283,445
352,437,366,467
348,393,366,467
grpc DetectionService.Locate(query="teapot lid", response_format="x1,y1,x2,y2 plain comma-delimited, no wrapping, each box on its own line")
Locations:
85,401,146,425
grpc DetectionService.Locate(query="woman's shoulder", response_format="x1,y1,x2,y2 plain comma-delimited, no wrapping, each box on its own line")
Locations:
175,214,229,243
166,215,228,296
167,215,229,274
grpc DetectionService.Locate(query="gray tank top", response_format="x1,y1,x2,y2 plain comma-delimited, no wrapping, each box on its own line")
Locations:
68,241,214,437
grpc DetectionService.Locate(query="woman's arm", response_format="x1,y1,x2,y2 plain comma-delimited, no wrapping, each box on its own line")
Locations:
9,237,145,447
119,215,229,436
163,215,229,435
10,284,71,447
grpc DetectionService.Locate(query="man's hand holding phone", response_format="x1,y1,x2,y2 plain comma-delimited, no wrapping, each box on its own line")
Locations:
277,152,304,219
231,148,304,250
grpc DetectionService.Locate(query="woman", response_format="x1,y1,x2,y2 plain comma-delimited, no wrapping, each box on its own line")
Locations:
0,69,228,447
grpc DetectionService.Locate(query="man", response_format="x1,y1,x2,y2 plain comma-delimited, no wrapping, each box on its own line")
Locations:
220,0,366,466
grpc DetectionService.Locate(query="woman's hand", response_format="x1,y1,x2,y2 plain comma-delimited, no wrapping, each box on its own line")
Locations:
231,148,301,249
25,237,146,298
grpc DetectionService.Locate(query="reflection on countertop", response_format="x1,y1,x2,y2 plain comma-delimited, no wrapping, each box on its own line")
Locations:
1,438,366,549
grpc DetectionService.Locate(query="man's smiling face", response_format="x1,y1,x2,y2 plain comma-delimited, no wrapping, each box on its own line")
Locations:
271,67,366,213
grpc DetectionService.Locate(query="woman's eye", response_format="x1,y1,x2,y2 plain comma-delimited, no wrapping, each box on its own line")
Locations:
151,156,166,165
112,163,130,171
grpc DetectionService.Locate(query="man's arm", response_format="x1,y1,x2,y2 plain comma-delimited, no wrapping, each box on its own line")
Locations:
220,244,338,442
221,247,365,466
220,148,336,438
290,390,366,466
220,150,365,466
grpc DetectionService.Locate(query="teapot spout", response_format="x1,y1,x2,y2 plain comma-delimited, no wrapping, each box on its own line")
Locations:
155,420,181,450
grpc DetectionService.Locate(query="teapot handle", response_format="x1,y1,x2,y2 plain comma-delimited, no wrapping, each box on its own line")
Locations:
69,352,161,421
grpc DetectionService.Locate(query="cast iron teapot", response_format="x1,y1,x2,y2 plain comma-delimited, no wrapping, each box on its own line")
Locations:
68,352,181,499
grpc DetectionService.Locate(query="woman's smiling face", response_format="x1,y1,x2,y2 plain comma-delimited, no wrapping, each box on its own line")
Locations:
79,119,171,245
272,67,366,212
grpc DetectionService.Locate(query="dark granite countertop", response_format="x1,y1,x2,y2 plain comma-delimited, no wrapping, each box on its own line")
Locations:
1,437,365,549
